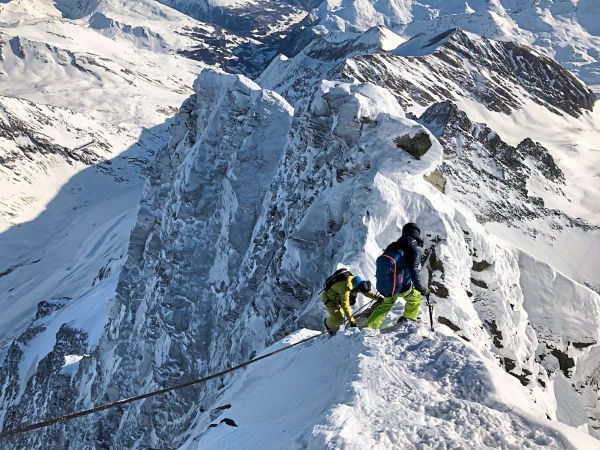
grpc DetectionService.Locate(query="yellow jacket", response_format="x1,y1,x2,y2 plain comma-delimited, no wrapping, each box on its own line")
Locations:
322,275,380,322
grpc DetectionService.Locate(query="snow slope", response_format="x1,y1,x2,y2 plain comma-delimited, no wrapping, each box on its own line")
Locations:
1,1,599,448
0,94,164,344
0,0,208,347
184,327,600,450
0,0,205,125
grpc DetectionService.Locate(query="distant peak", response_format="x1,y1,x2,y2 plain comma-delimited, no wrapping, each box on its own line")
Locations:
354,25,405,51
394,28,473,57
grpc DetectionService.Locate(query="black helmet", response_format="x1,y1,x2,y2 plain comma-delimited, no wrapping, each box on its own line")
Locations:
357,280,372,293
402,222,421,239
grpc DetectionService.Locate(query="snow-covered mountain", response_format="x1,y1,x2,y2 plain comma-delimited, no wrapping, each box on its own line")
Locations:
261,25,600,291
155,0,320,76
1,0,600,449
0,0,215,346
308,0,600,93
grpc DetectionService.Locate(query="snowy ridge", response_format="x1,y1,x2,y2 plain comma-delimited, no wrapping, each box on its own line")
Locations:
261,23,600,291
3,67,599,448
184,327,599,449
262,27,595,116
310,0,600,93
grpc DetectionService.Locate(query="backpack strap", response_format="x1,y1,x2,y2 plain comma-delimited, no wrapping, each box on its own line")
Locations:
325,269,352,291
383,254,397,295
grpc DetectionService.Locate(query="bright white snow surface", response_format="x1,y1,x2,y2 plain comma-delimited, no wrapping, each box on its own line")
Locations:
0,0,207,344
452,96,600,291
184,327,600,450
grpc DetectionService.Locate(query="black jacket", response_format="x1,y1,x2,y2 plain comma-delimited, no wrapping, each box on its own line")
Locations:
385,235,424,292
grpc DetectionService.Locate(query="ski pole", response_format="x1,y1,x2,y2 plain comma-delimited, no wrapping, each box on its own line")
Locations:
426,292,434,332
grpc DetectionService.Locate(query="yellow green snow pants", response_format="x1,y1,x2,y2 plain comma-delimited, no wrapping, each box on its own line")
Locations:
364,287,422,329
324,303,346,333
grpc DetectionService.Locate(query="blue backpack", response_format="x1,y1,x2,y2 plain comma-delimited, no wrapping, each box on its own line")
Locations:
375,249,407,297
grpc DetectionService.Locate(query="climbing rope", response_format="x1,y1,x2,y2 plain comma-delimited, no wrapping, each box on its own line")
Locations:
0,329,329,440
0,288,377,440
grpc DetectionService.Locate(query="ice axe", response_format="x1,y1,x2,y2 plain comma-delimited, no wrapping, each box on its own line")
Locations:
426,291,434,332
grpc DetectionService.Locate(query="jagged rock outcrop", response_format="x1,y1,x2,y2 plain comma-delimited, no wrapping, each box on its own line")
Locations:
0,68,444,448
263,28,596,118
346,29,596,117
416,100,595,239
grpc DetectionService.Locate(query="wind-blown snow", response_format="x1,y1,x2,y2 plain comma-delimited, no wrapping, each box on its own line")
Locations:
184,326,600,449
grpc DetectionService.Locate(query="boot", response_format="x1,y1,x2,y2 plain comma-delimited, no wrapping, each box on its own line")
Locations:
324,319,336,336
396,316,418,325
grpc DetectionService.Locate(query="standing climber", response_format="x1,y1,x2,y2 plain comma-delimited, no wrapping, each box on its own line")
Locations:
365,222,429,329
322,268,381,335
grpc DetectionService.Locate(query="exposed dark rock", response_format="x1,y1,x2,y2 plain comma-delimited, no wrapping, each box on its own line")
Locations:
471,278,489,289
221,418,238,427
517,138,565,183
508,369,531,386
424,169,446,193
430,282,449,298
428,248,445,273
485,320,504,348
35,298,72,320
346,29,595,117
471,260,492,272
394,131,432,159
1,324,88,445
414,100,600,239
425,245,448,299
438,316,460,332
572,341,596,349
550,347,575,378
503,357,516,372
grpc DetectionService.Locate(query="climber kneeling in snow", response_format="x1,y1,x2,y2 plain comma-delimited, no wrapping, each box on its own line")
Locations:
322,269,381,335
365,222,429,329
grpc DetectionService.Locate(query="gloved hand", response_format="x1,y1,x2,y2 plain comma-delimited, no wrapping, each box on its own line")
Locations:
418,287,430,297
348,319,357,328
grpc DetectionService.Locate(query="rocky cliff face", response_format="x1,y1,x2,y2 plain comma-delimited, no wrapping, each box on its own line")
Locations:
417,100,581,231
0,68,443,448
3,64,600,447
